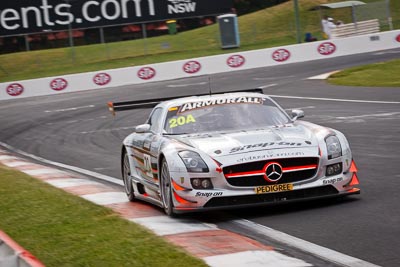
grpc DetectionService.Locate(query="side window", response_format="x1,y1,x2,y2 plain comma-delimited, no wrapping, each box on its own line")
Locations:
148,108,163,133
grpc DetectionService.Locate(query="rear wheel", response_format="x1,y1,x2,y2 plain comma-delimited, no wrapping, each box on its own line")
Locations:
160,159,176,217
122,150,135,201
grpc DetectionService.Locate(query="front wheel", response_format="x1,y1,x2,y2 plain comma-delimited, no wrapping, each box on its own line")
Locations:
122,150,135,202
160,159,176,217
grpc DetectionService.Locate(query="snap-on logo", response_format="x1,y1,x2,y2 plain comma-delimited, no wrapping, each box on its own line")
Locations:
50,78,68,91
396,34,400,42
227,55,245,68
183,61,201,74
272,49,291,62
318,42,336,55
138,67,156,80
6,83,24,96
93,73,111,86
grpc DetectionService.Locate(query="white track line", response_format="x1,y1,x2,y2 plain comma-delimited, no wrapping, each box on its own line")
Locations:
204,250,312,267
131,216,218,236
335,112,400,120
232,219,380,267
82,192,127,205
253,75,295,80
22,169,68,176
267,94,400,104
258,83,278,89
0,155,18,160
373,51,400,55
44,105,95,113
307,71,339,80
45,178,100,188
2,161,32,167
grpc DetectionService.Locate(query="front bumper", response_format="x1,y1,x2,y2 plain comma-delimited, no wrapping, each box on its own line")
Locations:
173,185,360,213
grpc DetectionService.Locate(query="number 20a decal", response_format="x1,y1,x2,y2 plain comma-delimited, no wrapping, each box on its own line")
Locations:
169,115,196,128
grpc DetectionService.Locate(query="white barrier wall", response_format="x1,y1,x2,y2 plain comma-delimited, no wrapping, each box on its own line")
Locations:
1,30,400,101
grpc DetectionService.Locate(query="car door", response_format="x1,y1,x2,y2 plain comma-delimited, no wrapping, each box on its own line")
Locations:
139,108,163,184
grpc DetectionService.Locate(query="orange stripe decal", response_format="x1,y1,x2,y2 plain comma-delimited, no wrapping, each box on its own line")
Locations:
282,164,318,172
172,180,187,191
225,171,264,178
173,190,197,204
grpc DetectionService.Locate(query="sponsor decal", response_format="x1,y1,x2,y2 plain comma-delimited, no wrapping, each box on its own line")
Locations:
93,73,111,86
323,177,343,185
195,191,223,197
237,151,305,163
255,183,293,194
396,34,400,43
230,142,304,153
0,0,232,36
50,78,68,91
138,67,156,80
0,0,156,35
183,60,201,74
272,49,290,62
318,42,336,55
6,83,24,96
169,114,196,128
227,55,245,68
180,97,264,113
168,0,197,14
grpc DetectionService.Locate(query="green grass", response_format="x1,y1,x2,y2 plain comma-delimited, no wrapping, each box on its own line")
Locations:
0,0,398,82
0,165,207,267
328,59,400,87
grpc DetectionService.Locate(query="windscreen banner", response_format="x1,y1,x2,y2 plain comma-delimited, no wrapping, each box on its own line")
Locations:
0,0,233,36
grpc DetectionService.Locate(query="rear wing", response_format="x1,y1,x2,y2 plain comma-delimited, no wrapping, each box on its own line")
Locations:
107,88,263,116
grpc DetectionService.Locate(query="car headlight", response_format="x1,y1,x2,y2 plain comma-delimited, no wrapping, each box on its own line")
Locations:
178,151,209,172
325,135,342,159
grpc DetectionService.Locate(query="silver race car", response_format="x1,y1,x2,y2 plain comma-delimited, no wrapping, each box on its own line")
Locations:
108,89,360,216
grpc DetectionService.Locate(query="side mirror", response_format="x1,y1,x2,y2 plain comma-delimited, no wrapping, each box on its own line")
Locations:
135,124,151,133
291,109,304,121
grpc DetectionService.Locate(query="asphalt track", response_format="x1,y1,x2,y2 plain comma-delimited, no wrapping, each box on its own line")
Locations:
1,48,399,266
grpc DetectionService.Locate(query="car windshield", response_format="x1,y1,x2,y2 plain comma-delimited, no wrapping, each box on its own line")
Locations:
164,96,290,134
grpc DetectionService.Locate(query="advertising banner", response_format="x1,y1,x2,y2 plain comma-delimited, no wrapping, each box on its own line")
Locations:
0,0,233,36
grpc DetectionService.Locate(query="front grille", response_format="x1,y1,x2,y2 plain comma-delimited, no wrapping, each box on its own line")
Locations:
223,157,319,187
204,186,338,208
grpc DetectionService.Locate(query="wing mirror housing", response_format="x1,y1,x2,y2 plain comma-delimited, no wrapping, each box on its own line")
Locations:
135,124,151,133
291,109,304,121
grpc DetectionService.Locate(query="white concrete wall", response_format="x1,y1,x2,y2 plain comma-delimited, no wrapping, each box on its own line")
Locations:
1,30,399,101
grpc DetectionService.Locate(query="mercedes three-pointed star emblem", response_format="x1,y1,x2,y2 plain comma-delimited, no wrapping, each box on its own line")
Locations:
265,162,283,182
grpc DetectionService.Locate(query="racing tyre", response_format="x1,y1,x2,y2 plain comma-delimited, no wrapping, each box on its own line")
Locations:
160,159,176,217
122,150,135,202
